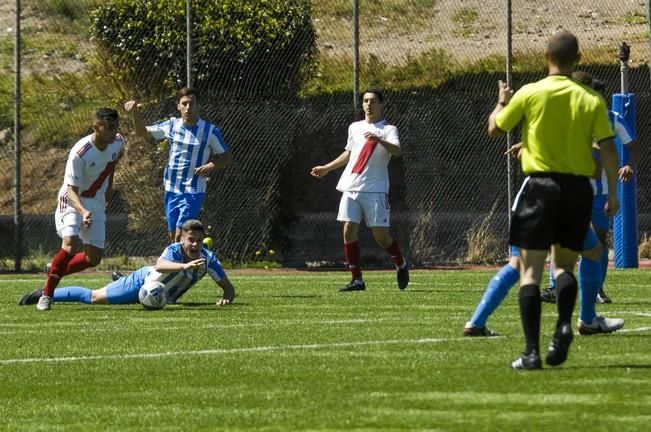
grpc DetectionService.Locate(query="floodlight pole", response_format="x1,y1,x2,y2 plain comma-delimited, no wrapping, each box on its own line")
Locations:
186,0,193,88
14,0,23,272
505,0,514,229
352,0,360,116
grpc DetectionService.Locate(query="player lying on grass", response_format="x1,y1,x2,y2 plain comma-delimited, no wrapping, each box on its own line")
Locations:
19,219,235,307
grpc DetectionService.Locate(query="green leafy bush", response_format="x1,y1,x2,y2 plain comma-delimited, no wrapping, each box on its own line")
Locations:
90,0,317,99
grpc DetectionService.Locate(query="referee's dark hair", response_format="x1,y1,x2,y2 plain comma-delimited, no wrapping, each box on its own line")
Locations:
547,31,580,69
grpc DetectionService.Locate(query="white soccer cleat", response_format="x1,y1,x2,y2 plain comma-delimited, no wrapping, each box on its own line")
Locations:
578,315,624,335
36,295,52,311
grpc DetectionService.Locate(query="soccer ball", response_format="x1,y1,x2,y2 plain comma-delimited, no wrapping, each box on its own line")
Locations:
138,281,168,310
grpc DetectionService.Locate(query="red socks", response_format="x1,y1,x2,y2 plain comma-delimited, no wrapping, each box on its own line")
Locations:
65,252,94,275
43,249,73,297
344,241,362,280
385,240,405,268
42,250,94,297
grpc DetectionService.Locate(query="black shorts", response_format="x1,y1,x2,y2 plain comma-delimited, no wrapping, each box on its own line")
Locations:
509,173,593,252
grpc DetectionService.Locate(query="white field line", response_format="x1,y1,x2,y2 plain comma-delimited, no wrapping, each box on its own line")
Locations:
0,337,462,365
2,324,651,365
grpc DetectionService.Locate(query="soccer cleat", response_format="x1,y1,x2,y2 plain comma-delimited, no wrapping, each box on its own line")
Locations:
545,322,573,366
540,286,557,304
111,271,124,282
18,289,43,306
339,279,366,292
36,295,53,311
578,315,624,335
596,289,612,304
463,322,499,337
397,264,409,290
511,350,542,370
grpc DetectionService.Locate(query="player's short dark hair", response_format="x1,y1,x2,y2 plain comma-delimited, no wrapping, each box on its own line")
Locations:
177,87,199,103
363,88,384,103
94,108,119,124
571,70,593,86
592,79,606,94
547,31,579,68
181,219,205,234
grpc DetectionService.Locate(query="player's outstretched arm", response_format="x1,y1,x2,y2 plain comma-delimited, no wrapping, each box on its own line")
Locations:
124,100,149,139
154,257,206,273
216,277,235,305
310,150,350,178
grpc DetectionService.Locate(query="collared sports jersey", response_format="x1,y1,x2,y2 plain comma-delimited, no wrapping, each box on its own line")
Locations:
147,117,228,194
143,243,226,302
336,119,400,193
57,133,124,219
591,110,634,195
496,75,614,176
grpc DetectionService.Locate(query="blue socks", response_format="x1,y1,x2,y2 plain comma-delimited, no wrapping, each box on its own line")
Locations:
600,247,609,288
578,257,601,323
470,264,519,327
52,286,92,304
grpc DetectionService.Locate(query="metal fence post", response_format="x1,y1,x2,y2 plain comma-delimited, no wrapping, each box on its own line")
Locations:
14,0,23,272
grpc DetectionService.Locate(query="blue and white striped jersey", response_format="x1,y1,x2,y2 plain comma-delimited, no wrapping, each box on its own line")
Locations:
591,110,634,195
143,242,227,302
147,117,228,194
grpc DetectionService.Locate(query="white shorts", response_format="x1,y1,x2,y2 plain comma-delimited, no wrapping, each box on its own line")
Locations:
337,191,390,227
55,209,106,248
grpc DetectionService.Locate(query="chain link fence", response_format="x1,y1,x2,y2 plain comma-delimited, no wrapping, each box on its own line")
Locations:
1,0,650,271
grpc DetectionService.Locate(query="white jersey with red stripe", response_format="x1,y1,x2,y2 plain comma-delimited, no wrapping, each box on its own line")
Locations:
336,119,400,193
57,133,124,220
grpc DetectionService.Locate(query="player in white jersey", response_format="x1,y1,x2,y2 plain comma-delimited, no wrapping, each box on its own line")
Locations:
126,87,232,243
19,219,235,307
310,88,409,292
32,108,124,311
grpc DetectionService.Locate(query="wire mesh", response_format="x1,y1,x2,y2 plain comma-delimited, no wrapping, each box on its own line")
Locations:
0,0,650,271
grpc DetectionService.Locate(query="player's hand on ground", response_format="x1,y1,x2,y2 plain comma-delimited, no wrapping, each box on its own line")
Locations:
310,166,328,178
123,100,141,112
605,193,620,217
216,297,232,306
497,80,513,105
183,258,206,270
618,165,634,182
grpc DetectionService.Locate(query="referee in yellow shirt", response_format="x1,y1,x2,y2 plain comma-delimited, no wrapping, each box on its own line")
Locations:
488,31,620,370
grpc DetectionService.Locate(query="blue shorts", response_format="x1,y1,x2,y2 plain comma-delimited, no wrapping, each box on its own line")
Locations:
164,192,205,232
105,267,151,304
591,194,609,230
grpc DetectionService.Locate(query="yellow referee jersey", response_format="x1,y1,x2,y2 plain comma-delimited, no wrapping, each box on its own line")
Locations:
495,75,614,176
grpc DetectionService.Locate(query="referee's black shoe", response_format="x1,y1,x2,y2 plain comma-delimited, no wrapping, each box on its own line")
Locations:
397,264,409,290
511,350,542,370
546,322,574,366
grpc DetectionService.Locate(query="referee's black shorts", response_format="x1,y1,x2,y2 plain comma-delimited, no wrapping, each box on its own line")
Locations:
509,173,593,252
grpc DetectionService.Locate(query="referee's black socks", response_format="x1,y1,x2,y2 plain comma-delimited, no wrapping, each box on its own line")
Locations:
519,284,541,355
555,272,578,330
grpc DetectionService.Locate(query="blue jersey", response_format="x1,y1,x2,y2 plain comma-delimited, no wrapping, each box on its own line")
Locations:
107,244,226,304
147,117,228,194
147,243,227,302
591,110,634,195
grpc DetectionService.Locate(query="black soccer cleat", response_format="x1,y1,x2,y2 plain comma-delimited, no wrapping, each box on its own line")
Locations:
18,289,43,306
397,264,409,290
111,271,124,282
464,322,499,337
540,286,557,304
546,322,574,366
511,350,542,370
339,279,366,292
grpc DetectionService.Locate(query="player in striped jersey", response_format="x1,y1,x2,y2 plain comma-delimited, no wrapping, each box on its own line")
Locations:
32,108,124,311
126,88,232,243
310,88,408,292
19,220,235,307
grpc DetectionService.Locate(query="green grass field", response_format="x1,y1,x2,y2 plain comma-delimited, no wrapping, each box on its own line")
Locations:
1,269,650,431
